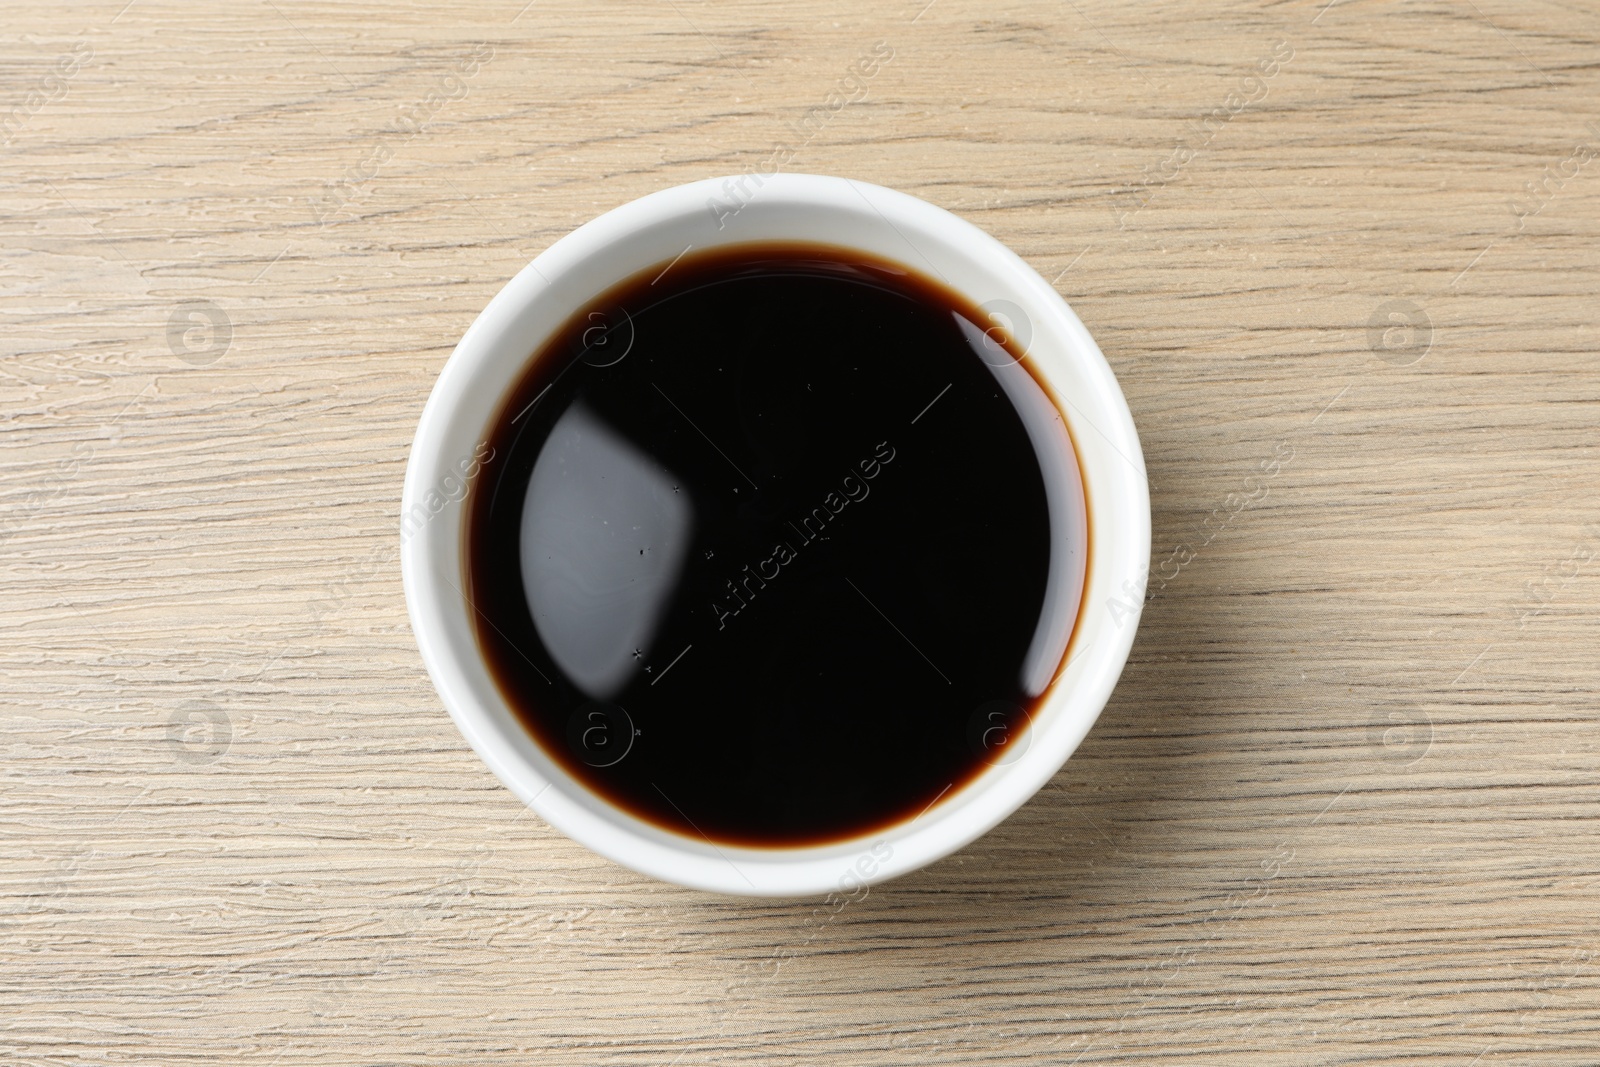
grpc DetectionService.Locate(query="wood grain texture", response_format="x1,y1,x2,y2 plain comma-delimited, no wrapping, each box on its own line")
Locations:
3,0,1598,1063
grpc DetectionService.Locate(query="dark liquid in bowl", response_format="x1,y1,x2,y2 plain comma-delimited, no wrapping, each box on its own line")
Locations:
465,243,1086,848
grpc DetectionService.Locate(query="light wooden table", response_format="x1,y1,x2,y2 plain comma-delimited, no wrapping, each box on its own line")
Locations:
4,1,1598,1063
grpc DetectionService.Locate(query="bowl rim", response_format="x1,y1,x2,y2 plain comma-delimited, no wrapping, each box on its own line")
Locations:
401,173,1150,897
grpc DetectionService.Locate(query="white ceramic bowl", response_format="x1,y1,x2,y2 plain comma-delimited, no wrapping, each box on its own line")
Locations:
401,174,1149,897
